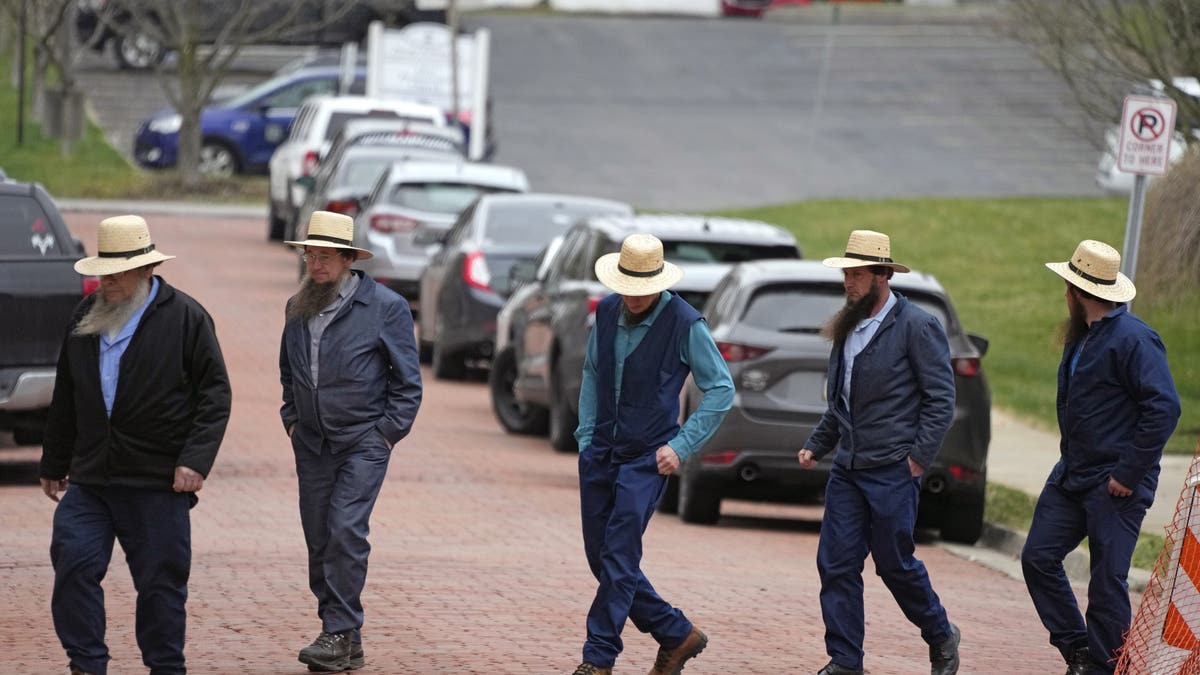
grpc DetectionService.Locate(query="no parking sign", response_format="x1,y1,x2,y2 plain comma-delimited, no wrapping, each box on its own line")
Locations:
1116,95,1177,175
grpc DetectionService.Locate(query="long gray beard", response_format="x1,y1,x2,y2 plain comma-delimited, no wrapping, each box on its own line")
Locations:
821,283,880,344
74,279,152,339
287,275,342,323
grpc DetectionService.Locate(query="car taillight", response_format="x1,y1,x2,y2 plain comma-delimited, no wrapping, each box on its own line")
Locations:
587,295,605,314
324,199,358,217
448,110,472,125
370,214,419,233
953,357,981,376
701,451,740,465
301,150,319,176
463,251,491,291
81,276,100,296
947,465,982,483
716,341,774,362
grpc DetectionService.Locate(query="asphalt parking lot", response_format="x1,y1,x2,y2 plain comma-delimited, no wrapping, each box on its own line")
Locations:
0,210,1081,673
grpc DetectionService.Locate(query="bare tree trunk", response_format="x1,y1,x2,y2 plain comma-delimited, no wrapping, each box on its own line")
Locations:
31,42,46,121
175,41,204,189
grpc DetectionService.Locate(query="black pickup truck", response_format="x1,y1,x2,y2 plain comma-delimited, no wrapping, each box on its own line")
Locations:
0,173,93,446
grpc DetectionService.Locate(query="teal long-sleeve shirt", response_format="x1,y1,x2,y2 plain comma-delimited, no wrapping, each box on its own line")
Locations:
574,291,734,461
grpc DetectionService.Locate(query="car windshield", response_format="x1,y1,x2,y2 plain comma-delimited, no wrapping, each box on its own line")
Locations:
662,240,798,264
741,284,951,334
336,157,393,189
0,195,62,257
387,183,514,214
484,202,628,244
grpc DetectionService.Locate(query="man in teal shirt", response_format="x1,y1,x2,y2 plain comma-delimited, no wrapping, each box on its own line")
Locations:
571,233,733,675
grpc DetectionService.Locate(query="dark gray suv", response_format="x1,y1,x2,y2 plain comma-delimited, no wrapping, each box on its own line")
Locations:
665,259,991,544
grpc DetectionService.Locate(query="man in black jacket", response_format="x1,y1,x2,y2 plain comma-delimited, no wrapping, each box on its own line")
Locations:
39,215,231,675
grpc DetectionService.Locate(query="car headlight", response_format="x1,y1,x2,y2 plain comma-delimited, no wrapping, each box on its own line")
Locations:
148,114,182,134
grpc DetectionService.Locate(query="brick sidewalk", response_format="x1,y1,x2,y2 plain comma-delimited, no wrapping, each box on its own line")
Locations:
0,211,1074,673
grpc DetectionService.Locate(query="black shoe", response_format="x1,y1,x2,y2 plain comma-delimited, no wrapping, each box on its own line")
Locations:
299,631,365,672
817,662,864,675
930,623,961,675
1064,646,1090,675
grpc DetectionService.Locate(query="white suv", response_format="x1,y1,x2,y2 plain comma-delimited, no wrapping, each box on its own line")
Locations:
268,96,446,236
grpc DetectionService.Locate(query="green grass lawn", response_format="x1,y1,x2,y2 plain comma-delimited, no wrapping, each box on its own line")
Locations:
717,198,1199,454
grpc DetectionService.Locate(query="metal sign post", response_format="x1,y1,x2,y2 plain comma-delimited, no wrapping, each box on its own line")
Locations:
1115,94,1177,283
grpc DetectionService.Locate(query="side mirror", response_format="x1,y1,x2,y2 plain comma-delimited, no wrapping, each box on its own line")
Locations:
967,332,989,358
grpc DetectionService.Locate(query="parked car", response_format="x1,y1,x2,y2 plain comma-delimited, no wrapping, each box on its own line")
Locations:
267,95,446,240
135,60,367,178
419,194,633,381
663,258,991,544
350,160,529,305
286,121,467,242
495,213,802,453
75,0,445,70
0,171,97,446
722,0,771,18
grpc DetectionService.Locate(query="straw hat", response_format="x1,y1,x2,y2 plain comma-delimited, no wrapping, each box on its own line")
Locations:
594,233,683,296
1045,239,1135,303
285,211,372,260
74,215,175,276
822,229,910,273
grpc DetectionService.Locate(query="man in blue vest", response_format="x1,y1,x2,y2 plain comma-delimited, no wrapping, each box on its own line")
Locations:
571,233,734,675
798,230,961,675
1022,240,1179,675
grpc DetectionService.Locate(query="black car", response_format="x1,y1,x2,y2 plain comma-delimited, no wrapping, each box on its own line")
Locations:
0,171,94,446
493,213,802,454
418,193,633,381
76,0,445,70
667,259,992,543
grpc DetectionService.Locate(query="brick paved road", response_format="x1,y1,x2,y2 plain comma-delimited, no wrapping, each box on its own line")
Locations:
0,212,1075,673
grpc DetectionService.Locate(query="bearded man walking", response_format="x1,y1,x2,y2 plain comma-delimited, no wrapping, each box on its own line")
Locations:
40,214,232,675
797,230,961,675
280,211,422,672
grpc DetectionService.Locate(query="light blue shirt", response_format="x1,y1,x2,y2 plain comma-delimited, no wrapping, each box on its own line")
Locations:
99,276,159,417
841,289,896,413
576,290,735,461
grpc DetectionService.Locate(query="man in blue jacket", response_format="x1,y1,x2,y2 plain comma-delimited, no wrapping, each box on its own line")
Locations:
571,233,734,675
280,211,423,672
798,230,960,675
1022,240,1179,675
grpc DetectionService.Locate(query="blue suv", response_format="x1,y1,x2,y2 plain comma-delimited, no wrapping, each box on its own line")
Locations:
134,61,366,176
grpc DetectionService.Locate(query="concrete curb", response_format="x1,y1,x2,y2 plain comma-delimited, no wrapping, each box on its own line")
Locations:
945,521,1152,593
58,198,265,219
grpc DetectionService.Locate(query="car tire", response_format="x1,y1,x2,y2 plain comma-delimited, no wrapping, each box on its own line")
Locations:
267,202,287,241
940,490,985,545
678,465,720,525
548,362,577,453
432,336,465,380
12,426,43,446
199,141,239,177
418,339,433,365
114,30,164,70
657,475,680,514
489,347,548,435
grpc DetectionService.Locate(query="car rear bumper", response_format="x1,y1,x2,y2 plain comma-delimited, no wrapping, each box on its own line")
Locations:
439,288,505,359
0,368,56,411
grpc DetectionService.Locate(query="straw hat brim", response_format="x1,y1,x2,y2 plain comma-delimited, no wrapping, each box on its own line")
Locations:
285,238,373,261
75,250,175,276
821,256,910,274
594,252,683,296
1045,262,1136,303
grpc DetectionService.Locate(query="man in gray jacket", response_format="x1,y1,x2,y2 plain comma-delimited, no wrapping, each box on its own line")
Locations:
280,211,422,672
798,230,960,675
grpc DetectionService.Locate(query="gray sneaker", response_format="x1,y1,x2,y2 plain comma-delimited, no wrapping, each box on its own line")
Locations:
299,631,365,672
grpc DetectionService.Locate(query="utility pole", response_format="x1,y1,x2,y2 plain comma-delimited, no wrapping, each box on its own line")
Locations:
448,0,459,128
16,0,27,146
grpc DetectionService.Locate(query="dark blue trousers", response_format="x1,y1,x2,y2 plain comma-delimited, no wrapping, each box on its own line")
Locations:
1021,480,1151,674
50,484,193,675
293,433,392,642
579,449,692,668
817,460,953,671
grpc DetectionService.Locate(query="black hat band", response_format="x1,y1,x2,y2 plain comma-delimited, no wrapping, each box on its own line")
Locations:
1069,262,1116,285
98,244,155,259
619,263,664,278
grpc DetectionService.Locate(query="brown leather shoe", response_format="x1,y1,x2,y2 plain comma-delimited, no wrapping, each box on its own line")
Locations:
648,625,708,675
572,663,612,675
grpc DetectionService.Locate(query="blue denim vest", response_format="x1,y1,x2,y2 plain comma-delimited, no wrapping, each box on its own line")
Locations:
591,292,701,463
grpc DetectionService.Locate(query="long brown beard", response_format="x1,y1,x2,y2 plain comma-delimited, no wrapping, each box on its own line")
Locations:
821,283,880,344
287,274,344,323
73,279,152,339
1057,292,1090,346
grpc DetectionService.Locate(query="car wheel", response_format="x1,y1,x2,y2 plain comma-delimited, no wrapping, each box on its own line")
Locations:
657,475,680,514
12,426,43,446
418,339,433,364
267,202,287,241
548,361,577,453
940,490,985,545
677,464,720,525
114,30,163,70
431,331,465,380
489,347,549,435
199,141,238,177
